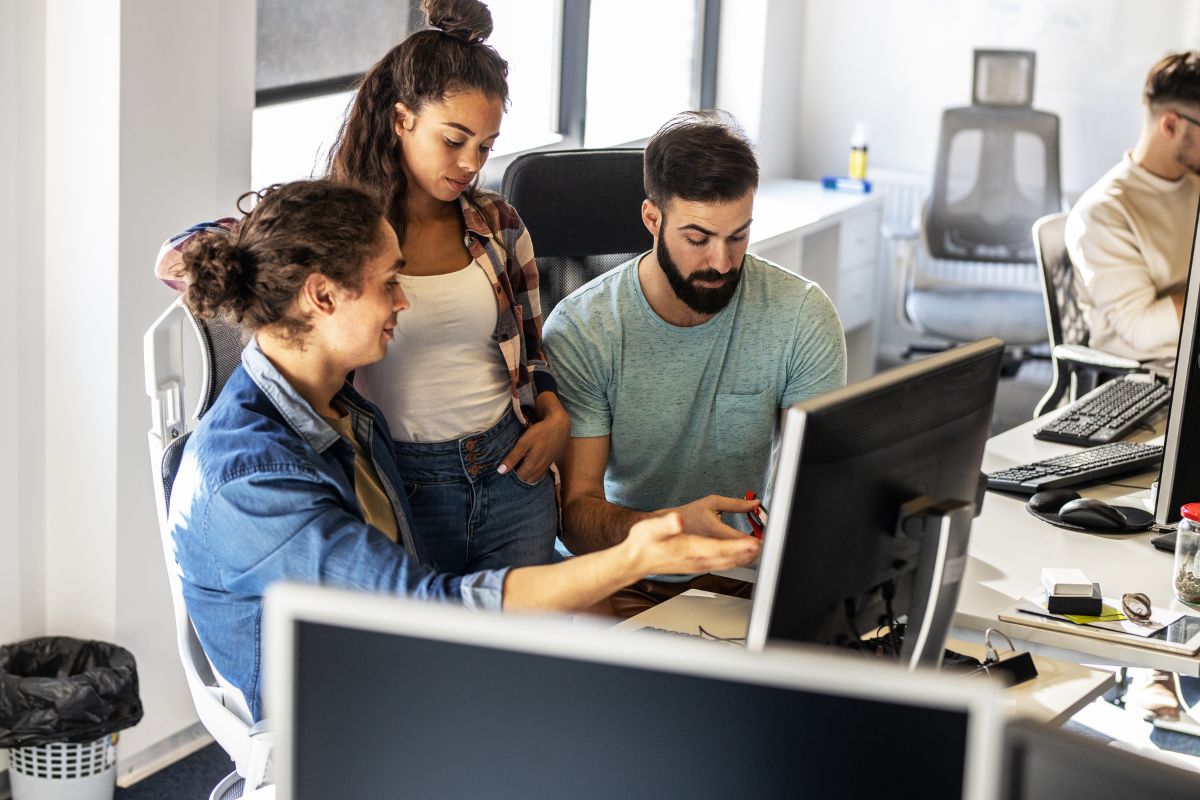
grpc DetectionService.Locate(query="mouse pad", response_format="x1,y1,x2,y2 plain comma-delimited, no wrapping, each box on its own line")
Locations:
1025,503,1155,534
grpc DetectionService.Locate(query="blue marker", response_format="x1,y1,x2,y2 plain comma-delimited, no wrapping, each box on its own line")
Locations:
821,176,872,193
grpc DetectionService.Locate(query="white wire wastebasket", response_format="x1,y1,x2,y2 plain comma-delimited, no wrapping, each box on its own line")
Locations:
8,734,117,800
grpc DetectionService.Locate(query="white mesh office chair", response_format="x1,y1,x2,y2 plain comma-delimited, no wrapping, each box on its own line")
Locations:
144,297,273,799
888,50,1062,368
1032,211,1142,416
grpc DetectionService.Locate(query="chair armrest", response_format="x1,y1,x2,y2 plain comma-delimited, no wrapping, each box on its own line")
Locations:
244,722,274,790
882,222,920,241
884,223,921,326
1052,344,1141,372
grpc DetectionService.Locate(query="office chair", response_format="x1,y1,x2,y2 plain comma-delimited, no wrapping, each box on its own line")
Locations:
1032,211,1141,416
889,50,1062,367
144,298,271,800
501,148,652,315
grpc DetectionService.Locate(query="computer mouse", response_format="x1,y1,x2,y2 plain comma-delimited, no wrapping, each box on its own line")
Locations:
1027,488,1080,515
1056,497,1127,532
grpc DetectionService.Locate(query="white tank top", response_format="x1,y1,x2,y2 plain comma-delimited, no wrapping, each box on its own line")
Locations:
355,260,512,442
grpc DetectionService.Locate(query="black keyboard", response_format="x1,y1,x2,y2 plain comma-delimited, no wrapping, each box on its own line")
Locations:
1034,377,1170,446
986,441,1164,494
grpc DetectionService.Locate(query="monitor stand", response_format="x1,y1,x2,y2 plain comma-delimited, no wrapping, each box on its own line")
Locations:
896,497,975,671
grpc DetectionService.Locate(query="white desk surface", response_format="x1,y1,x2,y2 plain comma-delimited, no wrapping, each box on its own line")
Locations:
619,590,1114,725
750,179,881,245
954,411,1199,675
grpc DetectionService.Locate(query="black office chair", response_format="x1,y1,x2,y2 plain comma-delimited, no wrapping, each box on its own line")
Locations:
1032,212,1141,416
501,148,652,315
889,50,1062,366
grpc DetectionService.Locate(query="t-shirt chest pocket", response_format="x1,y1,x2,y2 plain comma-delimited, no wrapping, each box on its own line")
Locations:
713,388,776,458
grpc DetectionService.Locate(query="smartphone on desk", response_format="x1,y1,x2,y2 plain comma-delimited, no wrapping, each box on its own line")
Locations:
1152,531,1177,553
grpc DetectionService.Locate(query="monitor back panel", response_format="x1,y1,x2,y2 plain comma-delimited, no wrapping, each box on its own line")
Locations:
289,620,974,799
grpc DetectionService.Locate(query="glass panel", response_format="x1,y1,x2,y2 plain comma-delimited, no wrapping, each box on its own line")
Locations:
1014,130,1048,205
252,91,354,188
487,0,564,157
945,129,982,206
584,0,698,147
256,0,411,93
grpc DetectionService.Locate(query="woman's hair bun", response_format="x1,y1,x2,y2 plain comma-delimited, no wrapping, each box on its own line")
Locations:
423,0,493,44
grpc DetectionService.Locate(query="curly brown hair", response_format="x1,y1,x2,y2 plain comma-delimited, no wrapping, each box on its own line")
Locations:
182,180,385,344
325,0,509,243
1145,51,1200,111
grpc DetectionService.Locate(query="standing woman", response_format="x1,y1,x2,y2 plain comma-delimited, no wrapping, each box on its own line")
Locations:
327,0,565,573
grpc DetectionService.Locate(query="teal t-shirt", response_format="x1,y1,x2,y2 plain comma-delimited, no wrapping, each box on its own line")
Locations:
543,252,847,541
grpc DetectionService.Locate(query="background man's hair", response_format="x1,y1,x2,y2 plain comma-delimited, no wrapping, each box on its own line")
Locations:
643,110,759,207
1145,51,1200,110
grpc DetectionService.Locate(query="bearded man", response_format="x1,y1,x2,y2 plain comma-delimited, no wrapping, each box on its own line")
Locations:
542,110,846,616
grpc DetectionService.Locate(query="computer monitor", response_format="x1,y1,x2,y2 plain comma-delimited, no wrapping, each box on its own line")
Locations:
747,338,1004,668
1154,208,1200,526
265,583,1007,800
1001,719,1200,799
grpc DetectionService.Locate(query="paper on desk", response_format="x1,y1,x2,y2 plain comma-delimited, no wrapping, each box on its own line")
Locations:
1061,604,1124,624
1018,592,1183,638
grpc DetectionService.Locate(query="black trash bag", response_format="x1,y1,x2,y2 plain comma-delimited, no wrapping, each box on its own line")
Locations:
0,636,144,748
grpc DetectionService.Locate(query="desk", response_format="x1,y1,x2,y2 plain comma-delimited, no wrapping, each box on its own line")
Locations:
620,590,1115,725
750,180,882,382
953,413,1200,675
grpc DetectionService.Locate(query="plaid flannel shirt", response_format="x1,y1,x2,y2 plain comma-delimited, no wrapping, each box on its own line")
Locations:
154,189,557,424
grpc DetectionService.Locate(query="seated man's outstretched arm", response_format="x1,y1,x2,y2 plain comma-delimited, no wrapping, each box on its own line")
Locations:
503,512,759,612
558,434,757,555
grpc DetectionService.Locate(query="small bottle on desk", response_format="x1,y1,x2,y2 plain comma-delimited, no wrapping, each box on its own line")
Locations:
848,122,869,181
1174,503,1200,607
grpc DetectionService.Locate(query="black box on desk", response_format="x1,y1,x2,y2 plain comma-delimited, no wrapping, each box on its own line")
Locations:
1046,584,1103,616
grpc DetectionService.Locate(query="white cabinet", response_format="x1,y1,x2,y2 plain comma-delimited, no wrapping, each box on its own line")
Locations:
750,180,883,382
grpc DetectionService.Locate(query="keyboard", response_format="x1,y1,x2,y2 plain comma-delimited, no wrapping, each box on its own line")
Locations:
640,625,700,638
1034,377,1170,446
985,441,1164,494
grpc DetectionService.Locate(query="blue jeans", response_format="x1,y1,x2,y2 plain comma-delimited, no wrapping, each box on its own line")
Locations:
391,411,559,573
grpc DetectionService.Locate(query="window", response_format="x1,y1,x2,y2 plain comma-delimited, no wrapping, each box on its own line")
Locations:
251,91,354,188
584,0,701,147
485,0,564,156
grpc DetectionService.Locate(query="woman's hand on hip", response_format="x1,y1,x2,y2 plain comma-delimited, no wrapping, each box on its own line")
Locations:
497,398,570,483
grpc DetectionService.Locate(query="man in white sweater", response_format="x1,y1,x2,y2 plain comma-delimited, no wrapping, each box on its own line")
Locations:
1066,51,1200,362
1066,52,1200,723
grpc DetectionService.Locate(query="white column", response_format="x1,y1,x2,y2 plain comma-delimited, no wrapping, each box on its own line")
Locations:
113,0,255,761
36,0,254,765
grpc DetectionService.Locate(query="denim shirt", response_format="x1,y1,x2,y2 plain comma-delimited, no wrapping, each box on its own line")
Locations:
169,338,508,720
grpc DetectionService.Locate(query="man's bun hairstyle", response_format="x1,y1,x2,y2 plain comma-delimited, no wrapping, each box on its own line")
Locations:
182,180,385,344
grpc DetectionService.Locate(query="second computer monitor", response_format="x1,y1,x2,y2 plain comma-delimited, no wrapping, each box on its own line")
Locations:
747,338,1004,666
1154,207,1200,525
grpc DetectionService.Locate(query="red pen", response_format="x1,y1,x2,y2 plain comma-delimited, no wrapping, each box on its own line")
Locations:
744,491,768,538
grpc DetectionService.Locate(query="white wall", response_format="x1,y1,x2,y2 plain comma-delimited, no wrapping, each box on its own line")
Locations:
794,0,1200,195
6,0,254,775
715,0,808,180
1,0,46,781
